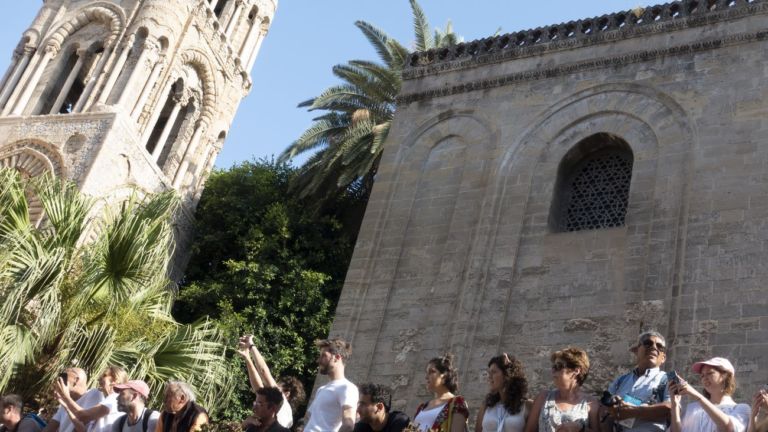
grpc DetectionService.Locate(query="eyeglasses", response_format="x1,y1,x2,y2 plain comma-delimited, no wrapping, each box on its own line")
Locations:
641,340,666,352
551,362,570,372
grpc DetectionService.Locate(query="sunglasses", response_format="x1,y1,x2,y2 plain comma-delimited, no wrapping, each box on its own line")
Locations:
641,340,666,352
551,362,570,372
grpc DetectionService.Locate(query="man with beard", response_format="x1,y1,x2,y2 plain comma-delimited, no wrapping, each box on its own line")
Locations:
304,339,358,432
353,384,409,432
600,331,672,432
112,381,159,432
243,388,289,432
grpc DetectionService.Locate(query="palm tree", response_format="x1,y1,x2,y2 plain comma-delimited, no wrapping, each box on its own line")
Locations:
279,0,461,203
0,168,232,413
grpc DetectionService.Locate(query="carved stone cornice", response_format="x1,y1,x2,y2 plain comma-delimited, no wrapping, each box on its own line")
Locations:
397,29,768,104
403,0,768,80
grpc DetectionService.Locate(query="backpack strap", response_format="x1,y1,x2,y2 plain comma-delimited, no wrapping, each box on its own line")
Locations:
142,410,157,432
25,413,47,429
115,415,128,432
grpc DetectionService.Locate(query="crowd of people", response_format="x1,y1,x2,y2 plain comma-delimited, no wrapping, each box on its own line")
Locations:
1,331,767,432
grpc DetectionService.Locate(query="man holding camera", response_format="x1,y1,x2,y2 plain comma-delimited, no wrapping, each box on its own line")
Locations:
600,331,671,432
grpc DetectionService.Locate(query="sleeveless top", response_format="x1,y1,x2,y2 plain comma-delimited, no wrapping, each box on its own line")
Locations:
538,390,589,432
413,396,469,432
481,403,525,432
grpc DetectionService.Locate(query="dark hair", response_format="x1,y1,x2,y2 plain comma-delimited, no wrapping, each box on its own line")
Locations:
278,376,306,410
1,394,23,411
551,347,590,386
428,353,459,393
484,354,528,415
359,383,393,412
315,338,352,361
256,387,284,410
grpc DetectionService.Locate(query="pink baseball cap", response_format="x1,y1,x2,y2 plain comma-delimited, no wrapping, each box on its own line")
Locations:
114,380,150,399
691,357,735,375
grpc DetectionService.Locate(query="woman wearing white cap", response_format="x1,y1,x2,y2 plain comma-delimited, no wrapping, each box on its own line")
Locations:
669,357,750,432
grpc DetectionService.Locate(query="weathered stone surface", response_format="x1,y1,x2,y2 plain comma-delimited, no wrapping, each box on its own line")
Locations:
328,0,768,419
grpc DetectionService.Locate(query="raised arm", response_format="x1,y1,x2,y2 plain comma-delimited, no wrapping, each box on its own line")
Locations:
244,335,279,388
236,340,264,393
54,381,109,424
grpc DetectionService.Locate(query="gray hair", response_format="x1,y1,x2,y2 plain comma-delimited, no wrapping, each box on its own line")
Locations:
165,381,196,403
636,331,666,348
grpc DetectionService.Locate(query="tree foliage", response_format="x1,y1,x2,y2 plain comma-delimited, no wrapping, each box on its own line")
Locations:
175,159,365,420
0,169,232,413
279,0,462,204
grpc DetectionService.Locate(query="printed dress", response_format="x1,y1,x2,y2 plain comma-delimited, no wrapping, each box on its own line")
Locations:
413,396,469,432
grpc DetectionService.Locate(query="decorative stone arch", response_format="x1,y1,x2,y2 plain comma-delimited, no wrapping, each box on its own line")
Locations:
471,82,696,391
179,50,217,125
0,140,66,225
0,140,66,177
346,109,499,385
44,4,126,51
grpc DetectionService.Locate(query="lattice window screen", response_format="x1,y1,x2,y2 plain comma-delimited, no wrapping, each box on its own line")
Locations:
564,151,632,232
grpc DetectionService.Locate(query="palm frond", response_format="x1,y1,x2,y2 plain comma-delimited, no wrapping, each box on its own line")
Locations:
410,0,434,51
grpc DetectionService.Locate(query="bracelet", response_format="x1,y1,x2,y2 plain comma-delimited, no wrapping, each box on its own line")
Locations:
248,344,255,348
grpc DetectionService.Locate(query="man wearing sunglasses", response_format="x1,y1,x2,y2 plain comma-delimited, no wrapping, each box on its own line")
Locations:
600,331,671,432
353,384,409,432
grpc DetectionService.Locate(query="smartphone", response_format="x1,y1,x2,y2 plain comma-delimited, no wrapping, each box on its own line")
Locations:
666,370,680,385
58,371,69,385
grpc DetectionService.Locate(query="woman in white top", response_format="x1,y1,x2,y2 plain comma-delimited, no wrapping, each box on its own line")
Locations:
669,357,750,432
412,354,469,432
475,353,530,432
237,335,305,429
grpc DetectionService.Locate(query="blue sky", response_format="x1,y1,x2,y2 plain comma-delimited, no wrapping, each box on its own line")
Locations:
0,1,644,168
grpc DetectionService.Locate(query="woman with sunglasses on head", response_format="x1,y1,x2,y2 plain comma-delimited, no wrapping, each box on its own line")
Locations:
524,347,599,432
669,357,750,432
412,354,469,432
476,353,530,432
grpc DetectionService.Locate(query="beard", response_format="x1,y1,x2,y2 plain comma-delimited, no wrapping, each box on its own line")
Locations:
318,364,330,375
117,401,129,413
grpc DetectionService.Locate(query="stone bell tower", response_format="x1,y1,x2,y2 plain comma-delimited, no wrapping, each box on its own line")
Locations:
0,0,275,263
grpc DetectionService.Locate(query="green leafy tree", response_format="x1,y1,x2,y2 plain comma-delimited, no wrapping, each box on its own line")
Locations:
279,0,461,203
0,169,232,413
175,160,363,420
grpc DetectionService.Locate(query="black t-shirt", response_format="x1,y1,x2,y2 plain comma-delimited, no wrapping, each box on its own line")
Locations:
353,411,410,432
245,421,290,432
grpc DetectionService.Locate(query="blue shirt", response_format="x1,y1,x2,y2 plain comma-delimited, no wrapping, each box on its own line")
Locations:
608,367,669,432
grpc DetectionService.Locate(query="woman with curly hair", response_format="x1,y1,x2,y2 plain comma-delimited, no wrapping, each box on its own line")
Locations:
524,347,599,432
413,354,469,432
475,354,530,432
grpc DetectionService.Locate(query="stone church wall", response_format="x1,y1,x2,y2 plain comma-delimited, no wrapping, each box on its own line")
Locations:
329,0,768,416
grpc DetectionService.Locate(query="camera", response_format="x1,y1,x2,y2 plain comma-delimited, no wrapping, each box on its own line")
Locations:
58,371,69,385
666,370,680,385
600,391,618,407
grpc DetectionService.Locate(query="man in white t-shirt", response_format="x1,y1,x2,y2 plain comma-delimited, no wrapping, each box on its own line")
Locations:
304,338,358,432
54,367,127,432
42,368,91,432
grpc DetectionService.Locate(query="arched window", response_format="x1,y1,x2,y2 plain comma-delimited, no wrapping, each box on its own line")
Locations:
209,0,230,18
550,133,633,232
